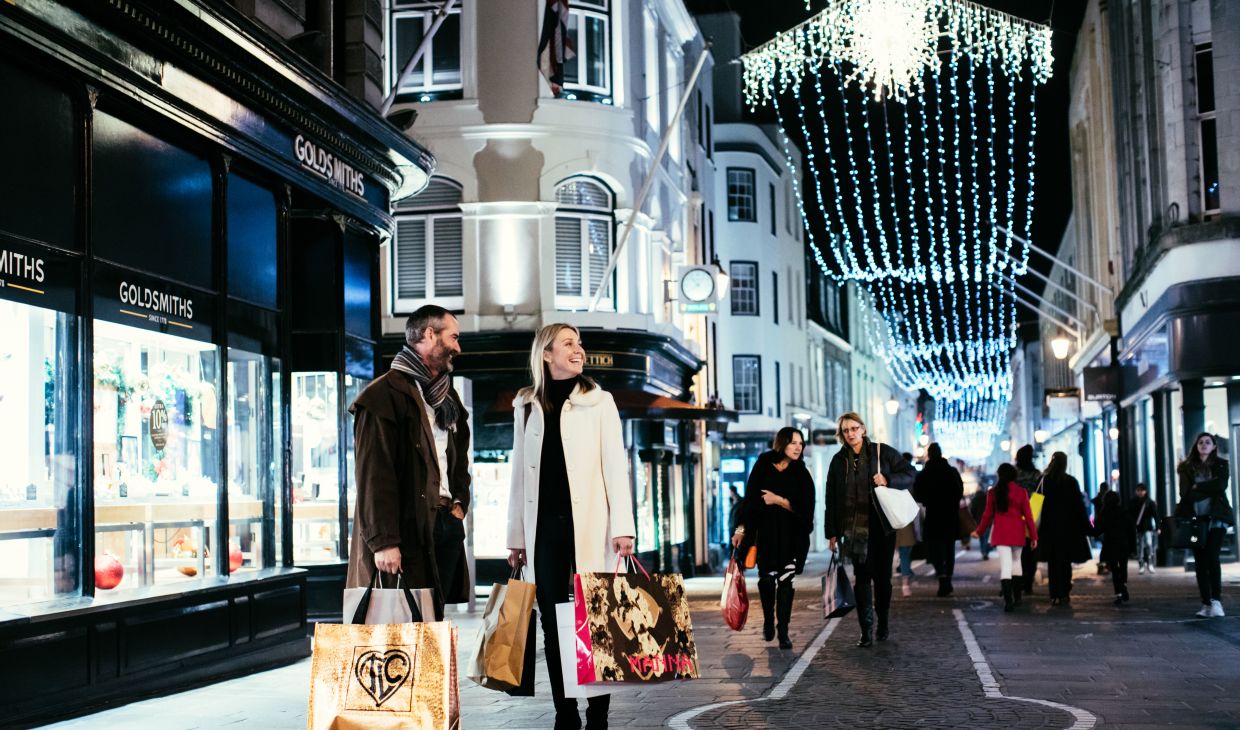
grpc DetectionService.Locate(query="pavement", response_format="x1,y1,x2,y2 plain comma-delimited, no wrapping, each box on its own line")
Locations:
41,546,1240,729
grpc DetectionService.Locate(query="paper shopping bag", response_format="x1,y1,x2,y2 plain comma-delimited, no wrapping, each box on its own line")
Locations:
1029,480,1045,527
720,552,749,632
344,579,435,625
467,575,536,692
556,602,610,698
573,558,700,685
307,619,459,730
822,552,856,619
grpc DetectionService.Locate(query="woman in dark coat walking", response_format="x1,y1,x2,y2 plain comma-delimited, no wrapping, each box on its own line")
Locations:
1012,445,1041,593
1035,451,1092,605
1175,432,1234,618
825,412,916,648
913,442,964,596
1091,490,1135,606
732,427,815,649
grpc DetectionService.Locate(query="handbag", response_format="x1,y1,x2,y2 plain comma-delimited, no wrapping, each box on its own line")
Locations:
1168,515,1208,550
1029,478,1045,527
308,586,459,730
344,573,436,625
958,503,978,541
743,544,758,569
466,568,536,692
871,441,919,531
572,556,700,685
720,550,749,631
821,551,856,619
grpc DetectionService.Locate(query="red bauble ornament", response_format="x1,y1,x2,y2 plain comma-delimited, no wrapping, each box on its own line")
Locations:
95,553,124,590
228,545,244,573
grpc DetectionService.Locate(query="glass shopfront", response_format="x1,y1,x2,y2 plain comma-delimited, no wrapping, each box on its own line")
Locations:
292,371,341,564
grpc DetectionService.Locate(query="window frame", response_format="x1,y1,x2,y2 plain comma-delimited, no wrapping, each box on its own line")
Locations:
727,167,757,223
769,182,777,236
391,177,465,313
732,355,763,415
554,176,617,311
562,1,613,102
388,2,464,101
729,260,759,316
1196,43,1219,217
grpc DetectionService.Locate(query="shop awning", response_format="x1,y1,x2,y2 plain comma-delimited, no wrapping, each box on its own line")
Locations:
483,389,738,425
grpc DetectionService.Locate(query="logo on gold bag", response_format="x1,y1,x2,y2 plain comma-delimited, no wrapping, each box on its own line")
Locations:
346,646,415,711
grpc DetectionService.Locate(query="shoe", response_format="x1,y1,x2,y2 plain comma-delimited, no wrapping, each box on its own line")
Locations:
1121,587,1130,603
857,632,873,648
901,577,912,598
1049,597,1061,607
981,554,990,561
937,577,950,597
1195,603,1213,618
1013,582,1023,606
1148,565,1156,575
1001,579,1014,612
778,635,793,650
1138,564,1146,575
876,620,889,641
1113,595,1124,606
1211,600,1226,617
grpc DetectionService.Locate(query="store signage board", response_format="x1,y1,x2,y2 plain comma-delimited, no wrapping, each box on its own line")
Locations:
1083,367,1119,402
149,400,168,450
0,238,77,314
93,264,214,343
293,133,366,200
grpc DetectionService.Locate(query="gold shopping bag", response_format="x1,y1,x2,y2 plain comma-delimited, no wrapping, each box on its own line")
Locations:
307,620,459,730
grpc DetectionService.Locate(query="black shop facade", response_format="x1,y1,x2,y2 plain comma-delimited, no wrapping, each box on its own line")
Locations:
0,0,433,723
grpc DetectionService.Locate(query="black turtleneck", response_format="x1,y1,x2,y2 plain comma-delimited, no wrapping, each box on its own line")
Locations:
538,377,578,522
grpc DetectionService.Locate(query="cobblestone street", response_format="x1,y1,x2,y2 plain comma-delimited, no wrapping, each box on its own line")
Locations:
44,548,1240,729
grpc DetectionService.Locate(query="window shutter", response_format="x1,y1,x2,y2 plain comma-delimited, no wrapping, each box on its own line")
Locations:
433,216,463,296
587,218,611,300
395,218,427,299
555,217,582,296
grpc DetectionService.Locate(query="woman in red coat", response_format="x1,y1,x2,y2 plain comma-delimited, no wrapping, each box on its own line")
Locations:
974,463,1038,612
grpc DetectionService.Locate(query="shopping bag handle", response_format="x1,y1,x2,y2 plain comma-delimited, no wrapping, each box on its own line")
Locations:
350,581,426,624
613,554,652,579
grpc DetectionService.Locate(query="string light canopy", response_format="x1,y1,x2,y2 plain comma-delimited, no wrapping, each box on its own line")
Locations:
745,0,1053,461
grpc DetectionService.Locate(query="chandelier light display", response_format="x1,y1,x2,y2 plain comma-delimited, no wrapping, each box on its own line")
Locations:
745,0,1052,460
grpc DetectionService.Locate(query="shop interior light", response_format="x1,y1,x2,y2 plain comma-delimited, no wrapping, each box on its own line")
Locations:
1108,426,1119,440
1033,429,1049,444
1050,334,1071,360
918,433,930,446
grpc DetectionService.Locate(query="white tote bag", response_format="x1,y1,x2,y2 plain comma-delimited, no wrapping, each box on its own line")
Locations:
872,441,919,530
343,574,435,624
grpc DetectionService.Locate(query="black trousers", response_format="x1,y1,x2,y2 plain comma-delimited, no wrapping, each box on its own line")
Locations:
1106,558,1128,596
1192,528,1226,603
1020,539,1036,591
928,538,956,578
535,514,609,723
1047,559,1073,599
433,508,466,603
853,515,896,624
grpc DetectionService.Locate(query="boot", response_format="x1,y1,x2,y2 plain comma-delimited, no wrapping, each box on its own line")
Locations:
759,579,776,641
876,606,889,641
855,581,874,648
1002,579,1014,612
937,576,952,597
584,696,610,730
553,700,582,730
1012,581,1023,606
776,582,794,650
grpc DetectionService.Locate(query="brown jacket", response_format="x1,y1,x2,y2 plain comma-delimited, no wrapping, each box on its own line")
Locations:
345,369,472,607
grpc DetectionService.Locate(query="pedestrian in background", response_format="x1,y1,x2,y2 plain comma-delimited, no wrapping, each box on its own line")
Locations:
1013,445,1040,593
825,412,916,648
896,452,919,598
507,323,636,730
1130,483,1158,574
1175,432,1233,618
914,442,964,597
1091,490,1134,606
1092,482,1112,575
970,481,992,560
732,427,815,650
974,463,1037,611
1035,452,1092,606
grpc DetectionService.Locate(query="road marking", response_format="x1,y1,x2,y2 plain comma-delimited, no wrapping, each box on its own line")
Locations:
954,608,1097,729
667,617,841,729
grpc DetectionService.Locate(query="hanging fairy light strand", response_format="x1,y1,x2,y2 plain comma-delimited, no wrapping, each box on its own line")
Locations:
744,0,1052,460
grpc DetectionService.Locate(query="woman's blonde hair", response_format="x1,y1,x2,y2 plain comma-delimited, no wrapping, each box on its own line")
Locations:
835,411,866,445
528,322,596,410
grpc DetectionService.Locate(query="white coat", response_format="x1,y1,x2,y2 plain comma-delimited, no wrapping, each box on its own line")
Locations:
506,383,637,588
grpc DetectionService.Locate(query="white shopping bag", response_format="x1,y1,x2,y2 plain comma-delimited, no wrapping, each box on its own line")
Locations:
343,576,435,624
873,487,920,530
555,602,610,699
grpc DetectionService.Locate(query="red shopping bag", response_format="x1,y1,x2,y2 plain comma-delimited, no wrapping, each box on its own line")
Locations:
720,552,749,631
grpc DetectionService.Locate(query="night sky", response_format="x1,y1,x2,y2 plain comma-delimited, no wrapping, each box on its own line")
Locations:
688,0,1089,326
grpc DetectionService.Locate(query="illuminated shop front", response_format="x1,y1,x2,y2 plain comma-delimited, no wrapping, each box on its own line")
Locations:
0,1,432,723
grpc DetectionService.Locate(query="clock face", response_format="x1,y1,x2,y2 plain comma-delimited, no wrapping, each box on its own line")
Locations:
680,268,716,302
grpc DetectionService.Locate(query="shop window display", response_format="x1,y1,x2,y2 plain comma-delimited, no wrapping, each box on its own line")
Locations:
92,320,220,592
292,372,341,563
343,374,368,546
227,350,283,572
0,300,78,607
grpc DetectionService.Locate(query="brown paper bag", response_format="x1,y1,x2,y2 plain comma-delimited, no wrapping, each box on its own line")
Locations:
468,577,536,691
307,620,459,730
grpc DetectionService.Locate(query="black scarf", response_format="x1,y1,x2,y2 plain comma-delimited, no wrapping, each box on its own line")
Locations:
390,346,459,431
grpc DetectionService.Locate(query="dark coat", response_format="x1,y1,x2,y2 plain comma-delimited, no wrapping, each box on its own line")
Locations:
824,441,915,541
1175,457,1234,525
913,457,964,542
739,451,815,574
345,370,472,606
1035,474,1092,564
1129,496,1158,533
1092,500,1136,563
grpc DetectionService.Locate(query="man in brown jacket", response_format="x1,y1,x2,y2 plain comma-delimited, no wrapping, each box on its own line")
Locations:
346,305,472,616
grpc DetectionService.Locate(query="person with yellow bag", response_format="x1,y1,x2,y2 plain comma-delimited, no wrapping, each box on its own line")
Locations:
1013,445,1042,595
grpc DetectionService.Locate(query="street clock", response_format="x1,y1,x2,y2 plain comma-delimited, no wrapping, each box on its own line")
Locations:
677,265,721,313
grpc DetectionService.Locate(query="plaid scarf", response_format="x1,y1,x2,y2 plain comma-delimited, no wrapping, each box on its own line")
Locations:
390,346,459,432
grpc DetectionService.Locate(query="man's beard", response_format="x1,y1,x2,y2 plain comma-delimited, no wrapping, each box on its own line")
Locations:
429,342,455,372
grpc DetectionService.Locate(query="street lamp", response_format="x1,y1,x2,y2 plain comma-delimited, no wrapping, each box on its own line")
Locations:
1000,439,1011,452
1108,426,1119,440
1050,333,1071,360
885,398,900,416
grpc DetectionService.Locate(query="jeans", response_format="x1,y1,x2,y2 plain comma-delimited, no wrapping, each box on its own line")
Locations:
1136,531,1156,568
996,545,1023,580
1192,528,1226,603
897,545,913,577
535,514,609,724
978,528,991,558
